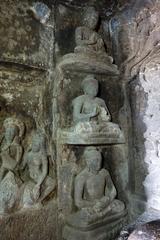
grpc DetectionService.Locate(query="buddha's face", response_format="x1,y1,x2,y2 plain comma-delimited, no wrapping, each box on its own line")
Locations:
86,152,102,173
84,8,99,30
4,126,18,143
83,80,98,98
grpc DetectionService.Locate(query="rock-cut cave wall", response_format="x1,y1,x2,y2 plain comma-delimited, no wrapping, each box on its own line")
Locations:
109,0,160,218
0,0,160,239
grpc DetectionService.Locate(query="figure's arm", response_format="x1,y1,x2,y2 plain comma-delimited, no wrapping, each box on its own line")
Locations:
95,170,116,209
73,99,97,123
21,151,28,170
104,170,116,204
16,146,23,164
74,175,94,209
37,155,48,187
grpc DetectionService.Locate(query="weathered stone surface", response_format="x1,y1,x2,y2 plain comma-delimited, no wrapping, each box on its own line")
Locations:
0,201,57,240
0,0,53,68
108,0,160,220
2,0,160,239
128,221,160,240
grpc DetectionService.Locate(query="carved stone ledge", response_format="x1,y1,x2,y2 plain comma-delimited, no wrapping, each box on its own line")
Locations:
58,128,125,145
63,210,128,240
58,53,119,75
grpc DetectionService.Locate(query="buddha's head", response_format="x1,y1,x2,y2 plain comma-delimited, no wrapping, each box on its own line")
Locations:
84,147,102,173
83,7,99,30
82,75,99,98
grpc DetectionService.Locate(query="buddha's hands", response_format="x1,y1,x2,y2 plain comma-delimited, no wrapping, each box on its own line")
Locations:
89,106,99,119
88,34,97,45
93,201,105,213
80,207,94,222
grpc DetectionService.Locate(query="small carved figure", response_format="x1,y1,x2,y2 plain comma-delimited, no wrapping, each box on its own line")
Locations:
73,147,125,224
21,131,56,208
0,118,24,181
73,74,110,124
75,7,106,56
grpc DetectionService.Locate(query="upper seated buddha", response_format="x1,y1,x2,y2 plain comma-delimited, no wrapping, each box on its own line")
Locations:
75,7,105,54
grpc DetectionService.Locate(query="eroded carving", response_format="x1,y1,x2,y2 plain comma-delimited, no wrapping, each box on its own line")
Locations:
58,7,119,75
59,75,124,144
0,117,25,214
21,131,56,208
75,7,110,61
63,147,127,240
0,117,24,181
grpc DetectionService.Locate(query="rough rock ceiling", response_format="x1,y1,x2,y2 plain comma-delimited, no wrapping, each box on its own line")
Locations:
43,0,129,17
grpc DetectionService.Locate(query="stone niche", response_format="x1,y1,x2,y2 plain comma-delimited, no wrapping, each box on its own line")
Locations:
1,0,159,240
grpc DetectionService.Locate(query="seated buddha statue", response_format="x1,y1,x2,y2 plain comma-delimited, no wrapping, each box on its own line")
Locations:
21,131,56,208
70,75,123,139
67,147,125,226
59,7,118,76
74,7,112,63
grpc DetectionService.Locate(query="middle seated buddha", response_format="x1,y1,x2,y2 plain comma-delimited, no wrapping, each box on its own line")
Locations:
59,75,124,145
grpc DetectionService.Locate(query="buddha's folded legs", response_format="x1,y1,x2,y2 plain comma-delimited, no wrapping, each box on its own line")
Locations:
73,199,125,226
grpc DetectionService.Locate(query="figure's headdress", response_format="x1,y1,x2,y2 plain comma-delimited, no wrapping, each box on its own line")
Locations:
3,118,25,138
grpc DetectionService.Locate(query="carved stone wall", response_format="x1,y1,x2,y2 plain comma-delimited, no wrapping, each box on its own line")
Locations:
1,0,160,239
108,0,160,219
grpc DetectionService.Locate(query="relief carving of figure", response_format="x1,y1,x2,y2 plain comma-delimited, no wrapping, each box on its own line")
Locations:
74,7,112,63
0,117,25,214
58,6,118,76
72,75,123,139
73,74,111,125
21,131,56,208
0,118,24,181
72,147,125,224
60,75,124,144
63,148,126,240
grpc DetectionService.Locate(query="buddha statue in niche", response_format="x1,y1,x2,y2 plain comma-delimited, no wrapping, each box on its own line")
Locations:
60,75,124,144
71,147,125,224
21,131,56,208
71,75,122,138
74,7,112,62
63,148,126,240
59,6,118,76
0,118,24,181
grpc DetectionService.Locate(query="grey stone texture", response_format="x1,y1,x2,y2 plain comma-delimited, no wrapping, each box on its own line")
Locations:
1,0,160,239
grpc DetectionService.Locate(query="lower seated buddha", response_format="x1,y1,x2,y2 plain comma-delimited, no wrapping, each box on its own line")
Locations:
63,148,127,240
